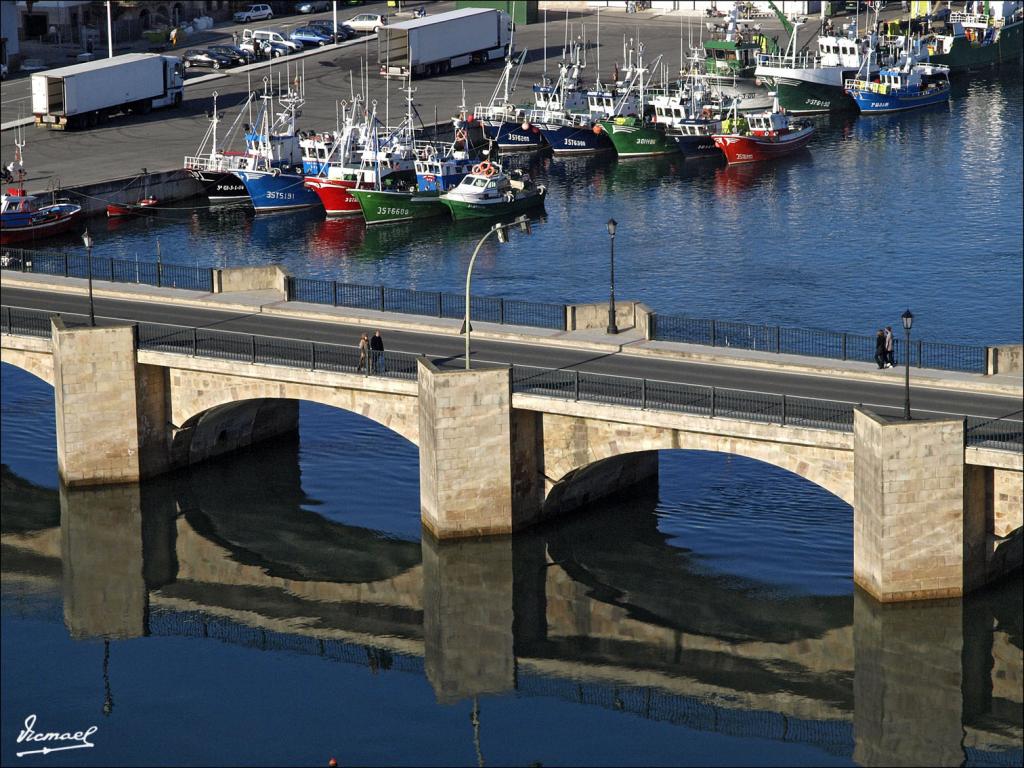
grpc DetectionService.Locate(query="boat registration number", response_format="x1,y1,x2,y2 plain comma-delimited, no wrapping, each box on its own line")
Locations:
506,133,532,142
377,207,410,217
265,191,295,200
564,139,587,147
635,138,656,145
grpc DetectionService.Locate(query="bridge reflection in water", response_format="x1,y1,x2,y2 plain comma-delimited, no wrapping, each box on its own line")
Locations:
1,442,1020,767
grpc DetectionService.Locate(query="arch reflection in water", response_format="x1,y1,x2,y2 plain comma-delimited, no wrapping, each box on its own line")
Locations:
3,453,1020,766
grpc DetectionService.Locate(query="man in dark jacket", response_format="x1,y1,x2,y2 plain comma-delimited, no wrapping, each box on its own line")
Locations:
874,329,886,369
370,330,385,374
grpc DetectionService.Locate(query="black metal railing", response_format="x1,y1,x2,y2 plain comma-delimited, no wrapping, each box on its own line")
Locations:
0,246,214,292
3,306,54,338
1,247,1000,372
650,313,988,374
510,365,857,432
965,414,1024,453
287,276,567,331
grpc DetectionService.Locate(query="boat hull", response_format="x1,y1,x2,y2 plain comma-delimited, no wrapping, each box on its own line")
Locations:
930,20,1023,72
849,86,950,113
535,122,613,154
669,133,721,159
236,171,322,213
479,119,545,151
187,169,249,201
349,189,447,225
0,207,81,245
762,74,861,114
712,125,815,164
304,176,361,216
440,189,546,221
598,119,678,158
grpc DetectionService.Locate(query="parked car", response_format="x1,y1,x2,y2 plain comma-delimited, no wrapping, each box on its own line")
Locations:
243,29,302,53
207,45,253,66
309,19,355,41
345,12,387,34
239,38,293,59
234,4,273,23
181,48,233,70
296,0,330,12
289,26,333,47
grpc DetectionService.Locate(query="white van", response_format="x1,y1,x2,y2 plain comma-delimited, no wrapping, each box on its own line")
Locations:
242,29,301,52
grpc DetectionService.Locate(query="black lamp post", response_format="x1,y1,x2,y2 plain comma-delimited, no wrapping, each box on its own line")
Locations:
82,229,95,327
606,218,618,335
901,308,913,420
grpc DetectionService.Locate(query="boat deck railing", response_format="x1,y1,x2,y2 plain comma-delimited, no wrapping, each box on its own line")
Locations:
950,11,990,27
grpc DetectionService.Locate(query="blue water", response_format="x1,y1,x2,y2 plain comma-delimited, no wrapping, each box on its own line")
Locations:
2,65,1022,767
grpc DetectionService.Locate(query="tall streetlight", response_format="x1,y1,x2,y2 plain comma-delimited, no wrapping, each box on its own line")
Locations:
82,229,95,326
464,215,532,370
606,218,618,335
902,308,913,420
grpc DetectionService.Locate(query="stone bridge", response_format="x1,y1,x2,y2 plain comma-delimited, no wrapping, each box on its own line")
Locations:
2,318,1022,602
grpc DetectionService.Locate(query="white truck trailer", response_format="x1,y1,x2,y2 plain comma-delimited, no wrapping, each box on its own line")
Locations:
31,53,184,130
378,8,513,78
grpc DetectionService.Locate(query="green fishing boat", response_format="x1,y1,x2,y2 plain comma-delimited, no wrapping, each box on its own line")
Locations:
926,6,1023,72
597,115,678,158
439,162,546,221
349,188,447,225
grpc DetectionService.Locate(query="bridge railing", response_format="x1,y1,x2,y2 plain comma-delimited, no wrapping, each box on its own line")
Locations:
286,276,567,331
0,246,214,293
649,314,988,374
135,321,421,381
510,365,856,432
4,306,1021,451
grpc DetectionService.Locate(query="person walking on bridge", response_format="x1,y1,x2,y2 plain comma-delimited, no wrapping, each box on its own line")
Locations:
370,330,385,374
875,329,887,369
357,333,369,373
884,325,895,368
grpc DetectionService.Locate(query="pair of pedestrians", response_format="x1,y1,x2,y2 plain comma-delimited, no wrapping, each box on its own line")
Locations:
875,326,895,369
357,330,386,374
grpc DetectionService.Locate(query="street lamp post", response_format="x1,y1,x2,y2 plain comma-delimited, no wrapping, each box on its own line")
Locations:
606,218,618,335
902,308,913,420
464,215,531,370
82,229,95,326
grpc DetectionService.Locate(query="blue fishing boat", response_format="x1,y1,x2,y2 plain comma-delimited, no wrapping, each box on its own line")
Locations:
845,62,951,114
474,50,546,151
234,86,323,213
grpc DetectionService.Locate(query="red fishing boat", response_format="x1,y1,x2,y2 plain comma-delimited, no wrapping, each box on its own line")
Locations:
106,170,160,217
712,97,815,164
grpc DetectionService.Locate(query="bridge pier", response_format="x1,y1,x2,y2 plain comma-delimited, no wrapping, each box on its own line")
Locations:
853,409,989,602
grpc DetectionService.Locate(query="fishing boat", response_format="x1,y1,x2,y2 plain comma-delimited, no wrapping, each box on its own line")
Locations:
349,117,479,225
234,86,323,213
474,50,546,151
304,91,419,216
596,48,680,158
439,161,545,221
700,2,782,83
1,186,81,245
712,96,815,164
106,170,159,217
183,92,252,202
845,61,950,113
925,2,1023,73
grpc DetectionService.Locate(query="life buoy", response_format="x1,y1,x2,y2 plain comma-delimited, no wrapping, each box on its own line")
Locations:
484,166,497,178
478,161,493,175
592,123,603,135
472,163,484,174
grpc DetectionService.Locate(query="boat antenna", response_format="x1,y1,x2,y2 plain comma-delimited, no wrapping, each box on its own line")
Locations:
543,8,548,79
596,5,601,89
563,9,569,61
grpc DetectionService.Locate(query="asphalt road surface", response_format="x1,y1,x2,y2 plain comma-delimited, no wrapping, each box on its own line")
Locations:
3,285,1021,426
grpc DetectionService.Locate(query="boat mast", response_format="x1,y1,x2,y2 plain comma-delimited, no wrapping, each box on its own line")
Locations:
596,6,601,90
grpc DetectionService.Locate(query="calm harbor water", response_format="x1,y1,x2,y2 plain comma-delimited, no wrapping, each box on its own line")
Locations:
2,64,1022,766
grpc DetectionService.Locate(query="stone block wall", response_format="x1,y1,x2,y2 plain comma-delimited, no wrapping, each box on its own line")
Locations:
993,469,1023,537
853,409,976,602
417,359,515,538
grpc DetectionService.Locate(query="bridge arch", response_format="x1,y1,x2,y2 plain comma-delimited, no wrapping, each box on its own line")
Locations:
1,351,55,388
165,367,419,447
537,413,854,508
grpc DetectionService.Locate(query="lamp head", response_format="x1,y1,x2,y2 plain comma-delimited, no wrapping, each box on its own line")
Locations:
515,214,531,235
607,218,617,237
495,223,509,244
81,229,93,249
901,308,913,331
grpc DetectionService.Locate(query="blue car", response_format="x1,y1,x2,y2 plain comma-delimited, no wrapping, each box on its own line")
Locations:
289,27,333,47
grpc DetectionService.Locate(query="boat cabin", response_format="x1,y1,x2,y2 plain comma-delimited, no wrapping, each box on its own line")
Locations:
452,172,511,200
1,191,37,214
746,110,790,136
816,35,864,67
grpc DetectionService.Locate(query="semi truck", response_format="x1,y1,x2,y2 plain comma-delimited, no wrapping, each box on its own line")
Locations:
31,53,184,130
378,8,513,78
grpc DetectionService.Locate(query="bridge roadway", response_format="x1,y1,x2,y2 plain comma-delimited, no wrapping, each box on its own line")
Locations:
2,284,1021,425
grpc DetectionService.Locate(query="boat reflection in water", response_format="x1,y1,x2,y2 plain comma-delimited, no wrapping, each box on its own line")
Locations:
1,433,1020,766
